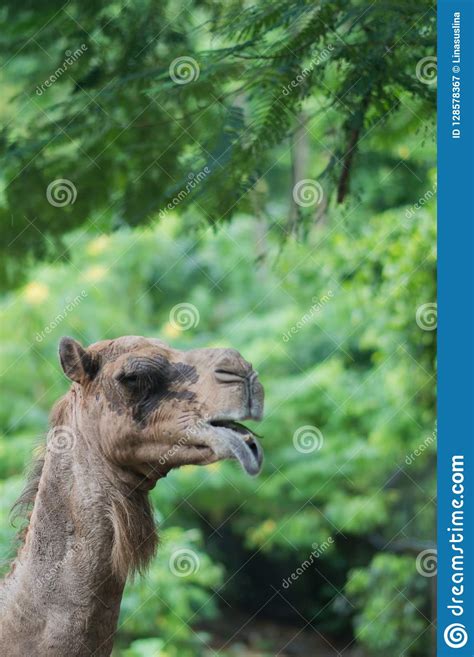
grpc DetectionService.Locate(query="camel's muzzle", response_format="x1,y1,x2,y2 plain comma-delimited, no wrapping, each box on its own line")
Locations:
209,419,264,475
202,364,264,474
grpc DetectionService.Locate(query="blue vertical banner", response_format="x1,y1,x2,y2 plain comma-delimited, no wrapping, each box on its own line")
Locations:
438,1,474,655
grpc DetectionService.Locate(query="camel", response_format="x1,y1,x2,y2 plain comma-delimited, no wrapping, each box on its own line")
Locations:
0,336,264,656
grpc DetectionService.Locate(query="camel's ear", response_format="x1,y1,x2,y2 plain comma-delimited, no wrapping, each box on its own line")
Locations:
59,337,99,384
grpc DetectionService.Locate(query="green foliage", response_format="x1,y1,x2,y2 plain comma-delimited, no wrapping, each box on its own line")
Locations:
121,638,164,657
0,0,435,283
0,192,436,654
118,528,223,657
0,2,436,653
347,554,431,655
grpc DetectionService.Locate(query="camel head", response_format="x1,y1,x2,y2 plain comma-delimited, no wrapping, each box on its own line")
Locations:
58,335,264,482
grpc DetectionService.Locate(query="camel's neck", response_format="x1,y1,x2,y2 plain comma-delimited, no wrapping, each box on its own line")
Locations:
0,403,156,657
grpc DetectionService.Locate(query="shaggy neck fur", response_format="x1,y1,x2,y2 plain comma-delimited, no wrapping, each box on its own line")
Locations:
0,394,157,657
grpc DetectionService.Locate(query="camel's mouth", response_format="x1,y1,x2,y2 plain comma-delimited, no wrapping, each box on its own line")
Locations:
204,418,264,476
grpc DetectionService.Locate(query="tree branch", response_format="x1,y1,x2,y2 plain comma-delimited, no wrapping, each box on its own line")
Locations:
337,91,371,203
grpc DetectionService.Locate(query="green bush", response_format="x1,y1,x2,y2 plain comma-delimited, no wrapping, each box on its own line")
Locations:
0,200,436,654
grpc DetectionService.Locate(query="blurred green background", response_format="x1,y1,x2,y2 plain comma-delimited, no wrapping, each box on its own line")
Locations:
0,1,436,656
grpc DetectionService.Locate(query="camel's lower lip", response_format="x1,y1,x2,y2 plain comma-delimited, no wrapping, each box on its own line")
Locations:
207,419,264,475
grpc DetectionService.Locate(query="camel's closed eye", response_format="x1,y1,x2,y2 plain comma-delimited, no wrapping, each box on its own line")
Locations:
117,371,160,394
119,373,141,386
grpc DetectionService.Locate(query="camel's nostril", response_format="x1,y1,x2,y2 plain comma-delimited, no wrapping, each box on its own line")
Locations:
215,369,246,383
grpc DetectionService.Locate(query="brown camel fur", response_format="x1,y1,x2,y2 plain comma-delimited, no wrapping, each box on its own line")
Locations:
0,336,264,656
